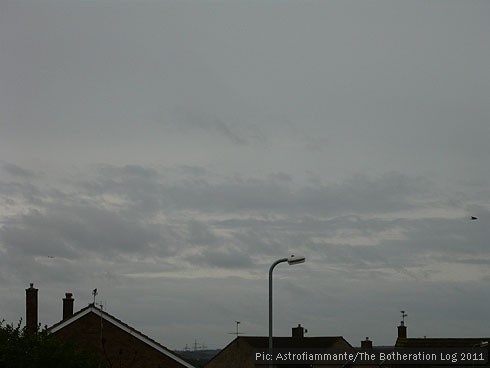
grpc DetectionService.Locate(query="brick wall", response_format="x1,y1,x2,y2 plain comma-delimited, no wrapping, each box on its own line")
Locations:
205,339,256,368
52,311,189,368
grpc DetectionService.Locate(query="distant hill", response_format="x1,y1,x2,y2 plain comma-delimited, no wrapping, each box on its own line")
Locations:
175,349,221,367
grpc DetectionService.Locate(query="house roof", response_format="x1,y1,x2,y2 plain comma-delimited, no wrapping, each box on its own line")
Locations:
204,335,353,367
49,304,195,368
396,337,490,348
238,335,352,349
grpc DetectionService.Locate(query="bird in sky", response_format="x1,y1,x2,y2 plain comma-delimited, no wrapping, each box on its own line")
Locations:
471,216,478,220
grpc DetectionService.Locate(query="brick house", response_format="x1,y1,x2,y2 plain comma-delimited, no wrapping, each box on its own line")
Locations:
26,284,195,368
392,321,490,368
204,324,378,368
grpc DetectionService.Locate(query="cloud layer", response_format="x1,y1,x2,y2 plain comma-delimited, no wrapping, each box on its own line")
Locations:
1,161,490,348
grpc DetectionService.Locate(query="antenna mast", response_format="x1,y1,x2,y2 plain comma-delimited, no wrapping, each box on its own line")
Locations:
228,320,245,338
235,321,240,337
400,310,407,325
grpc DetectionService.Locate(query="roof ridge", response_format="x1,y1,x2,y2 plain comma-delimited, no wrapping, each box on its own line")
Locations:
48,304,195,368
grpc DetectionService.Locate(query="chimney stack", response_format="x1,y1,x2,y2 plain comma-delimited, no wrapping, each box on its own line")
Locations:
398,310,407,338
25,283,38,334
63,293,74,319
292,324,306,338
398,321,407,338
361,337,373,349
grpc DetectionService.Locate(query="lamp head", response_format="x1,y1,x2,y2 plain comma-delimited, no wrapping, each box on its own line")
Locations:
287,255,306,265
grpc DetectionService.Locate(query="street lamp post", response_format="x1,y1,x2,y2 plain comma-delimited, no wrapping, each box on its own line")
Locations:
268,255,306,368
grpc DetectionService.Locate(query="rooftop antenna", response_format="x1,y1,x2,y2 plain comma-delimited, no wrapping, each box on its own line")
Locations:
235,321,240,337
400,310,407,325
228,320,245,338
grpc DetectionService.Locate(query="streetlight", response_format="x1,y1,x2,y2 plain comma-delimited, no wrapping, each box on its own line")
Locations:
268,255,306,368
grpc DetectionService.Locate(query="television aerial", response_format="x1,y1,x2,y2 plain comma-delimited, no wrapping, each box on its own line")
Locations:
400,310,407,324
228,320,245,337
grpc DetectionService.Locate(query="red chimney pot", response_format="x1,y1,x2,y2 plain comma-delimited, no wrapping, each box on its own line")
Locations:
62,292,74,320
26,283,38,334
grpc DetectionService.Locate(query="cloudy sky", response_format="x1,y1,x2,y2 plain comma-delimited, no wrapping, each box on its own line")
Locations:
1,0,490,351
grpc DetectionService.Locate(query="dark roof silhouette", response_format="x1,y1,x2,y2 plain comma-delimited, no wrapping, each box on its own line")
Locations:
237,335,351,349
204,335,354,368
49,303,195,368
397,337,490,348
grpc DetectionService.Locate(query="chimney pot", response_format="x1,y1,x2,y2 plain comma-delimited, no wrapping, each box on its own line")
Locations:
361,337,373,349
26,283,38,334
292,324,305,338
63,292,74,320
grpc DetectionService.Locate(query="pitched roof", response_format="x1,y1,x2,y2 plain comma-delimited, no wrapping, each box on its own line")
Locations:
396,337,490,348
204,335,353,367
49,304,195,368
238,335,352,349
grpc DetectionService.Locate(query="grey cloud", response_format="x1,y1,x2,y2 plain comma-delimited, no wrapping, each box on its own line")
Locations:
152,171,434,215
96,164,160,180
184,248,254,269
172,165,209,178
456,258,490,265
296,173,435,214
185,220,220,246
79,166,166,214
167,106,265,146
81,166,294,214
0,181,43,205
1,204,174,259
1,161,36,178
267,172,292,183
1,164,481,276
384,214,490,257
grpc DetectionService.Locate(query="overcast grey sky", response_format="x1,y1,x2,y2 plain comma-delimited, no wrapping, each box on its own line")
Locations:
1,0,490,350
